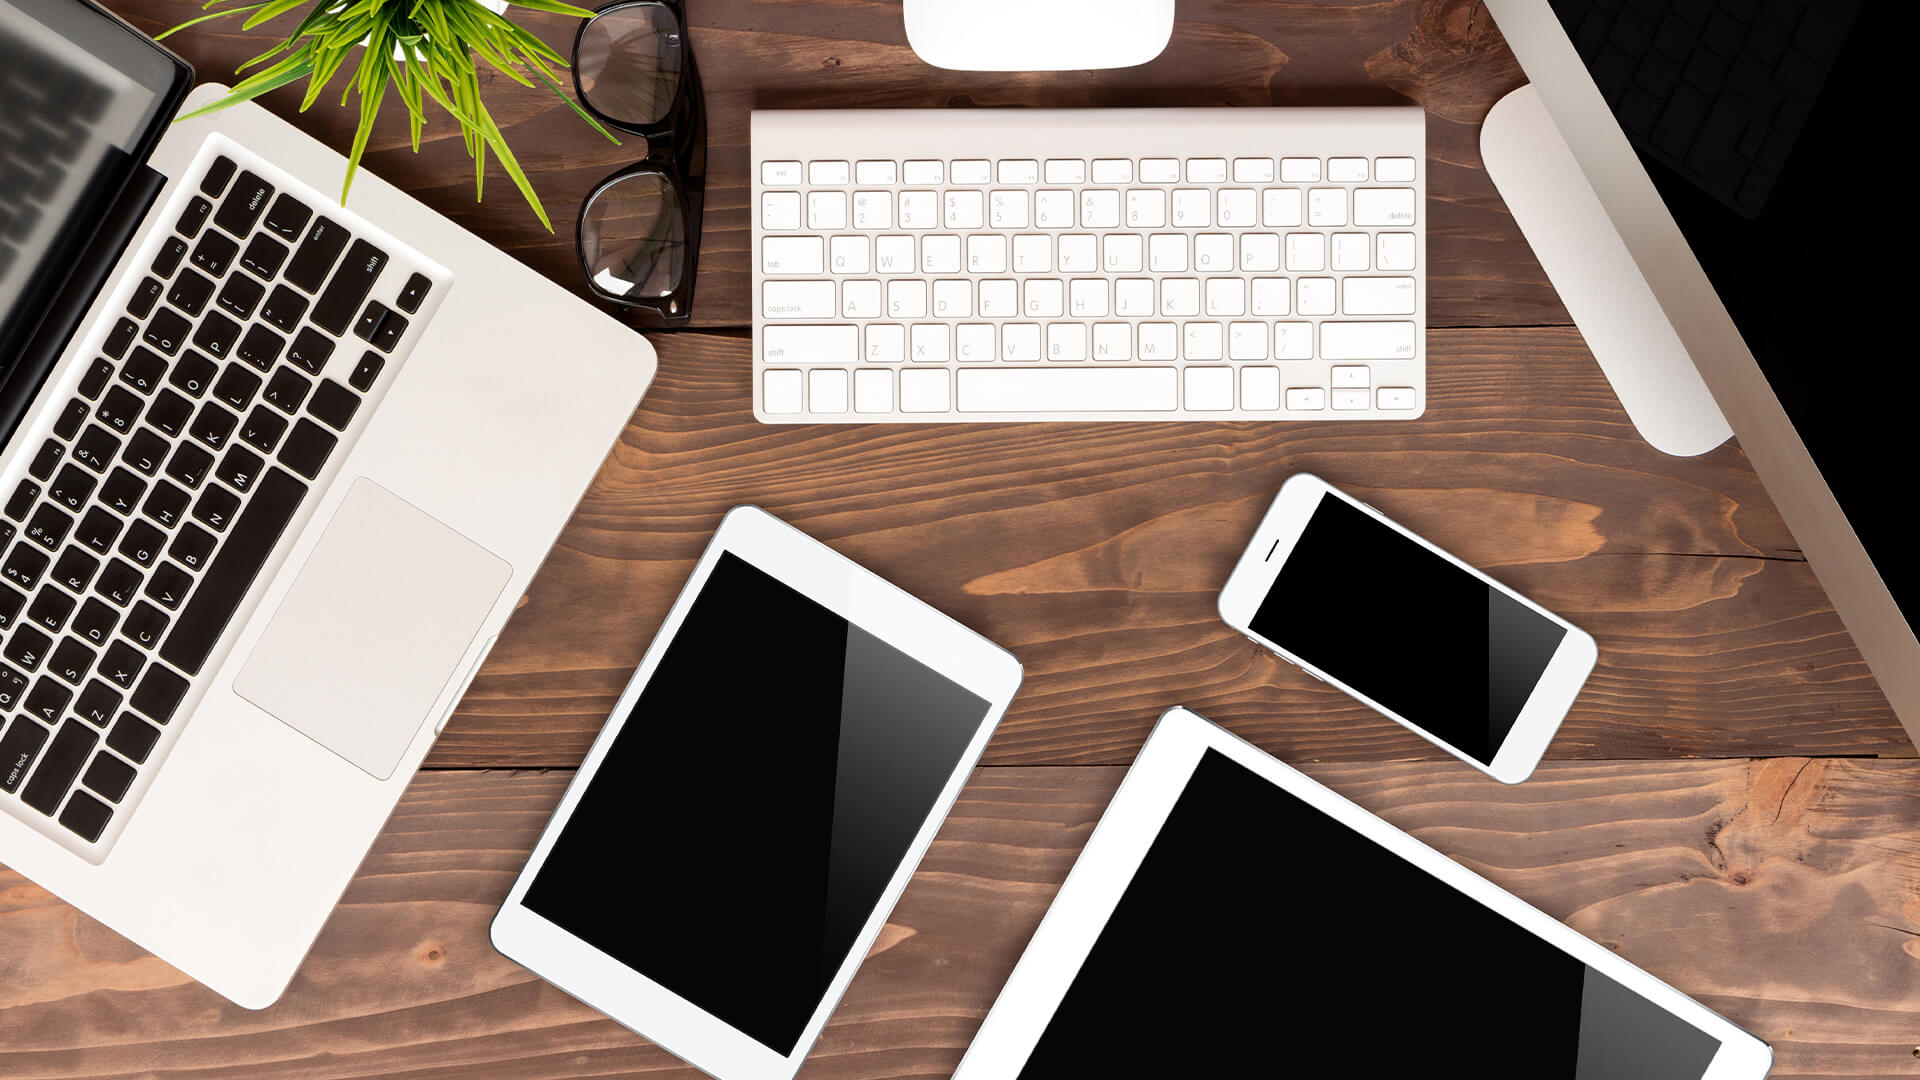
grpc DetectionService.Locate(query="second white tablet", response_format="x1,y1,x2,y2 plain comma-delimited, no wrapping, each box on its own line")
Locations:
492,506,1022,1080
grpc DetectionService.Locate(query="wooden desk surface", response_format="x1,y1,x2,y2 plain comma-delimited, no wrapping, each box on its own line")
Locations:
4,1,1917,1076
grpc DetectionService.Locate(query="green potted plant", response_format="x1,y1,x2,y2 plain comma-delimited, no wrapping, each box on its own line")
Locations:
161,0,618,230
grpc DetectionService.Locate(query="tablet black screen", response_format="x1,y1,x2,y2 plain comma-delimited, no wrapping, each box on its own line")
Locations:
523,551,991,1054
1017,749,1725,1077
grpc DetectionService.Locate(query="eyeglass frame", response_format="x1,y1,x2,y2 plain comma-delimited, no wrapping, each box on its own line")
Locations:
571,0,707,326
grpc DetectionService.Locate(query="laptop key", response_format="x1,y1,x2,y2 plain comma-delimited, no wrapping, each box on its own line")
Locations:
396,272,431,314
201,155,236,197
150,237,187,279
6,478,39,520
106,713,159,763
192,312,240,359
277,419,337,480
165,269,213,317
141,481,187,528
240,234,289,280
192,487,240,533
262,193,311,243
2,544,49,590
74,600,118,648
100,641,145,690
239,406,289,453
21,720,95,813
285,216,349,292
47,465,94,512
348,350,384,391
97,559,144,608
72,425,120,471
146,390,192,437
25,504,71,551
189,402,237,450
129,662,188,723
25,674,72,720
169,523,216,570
49,638,94,686
27,588,73,633
142,308,189,355
307,379,360,430
159,467,306,676
119,346,168,393
237,324,285,370
82,751,135,803
170,350,218,398
59,790,113,842
0,716,49,794
75,507,122,554
175,196,211,239
4,624,51,671
0,584,23,630
54,398,89,439
101,469,147,516
96,386,142,434
285,327,333,374
213,170,273,237
189,230,239,277
216,274,264,320
263,367,311,412
213,365,262,410
120,602,168,650
0,663,25,708
118,520,164,568
312,239,388,335
128,277,162,319
52,547,99,593
166,441,214,488
144,563,192,610
78,358,114,399
215,446,263,493
259,286,306,334
28,440,63,481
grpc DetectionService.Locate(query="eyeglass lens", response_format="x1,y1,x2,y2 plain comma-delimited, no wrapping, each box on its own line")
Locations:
581,171,688,302
576,3,687,128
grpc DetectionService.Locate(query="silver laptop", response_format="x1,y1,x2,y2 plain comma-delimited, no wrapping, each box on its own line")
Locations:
1481,2,1920,743
0,0,652,1006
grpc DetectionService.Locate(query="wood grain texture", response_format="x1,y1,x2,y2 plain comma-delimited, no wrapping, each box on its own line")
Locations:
433,326,1904,769
108,0,1565,330
5,759,1920,1078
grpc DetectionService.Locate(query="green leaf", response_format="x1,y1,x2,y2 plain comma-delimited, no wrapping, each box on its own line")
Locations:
240,0,316,32
173,53,316,122
339,46,389,201
530,63,619,145
153,3,267,40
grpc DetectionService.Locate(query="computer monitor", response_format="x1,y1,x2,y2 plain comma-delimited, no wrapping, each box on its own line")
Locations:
1480,2,1920,743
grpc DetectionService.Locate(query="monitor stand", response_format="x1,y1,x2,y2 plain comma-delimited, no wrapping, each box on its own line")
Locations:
1482,85,1732,458
903,0,1174,71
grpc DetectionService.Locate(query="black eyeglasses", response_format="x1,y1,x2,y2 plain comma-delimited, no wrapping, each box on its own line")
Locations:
572,0,705,326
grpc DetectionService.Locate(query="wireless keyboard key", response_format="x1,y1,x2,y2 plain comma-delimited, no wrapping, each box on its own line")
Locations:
237,324,285,370
0,717,48,793
170,350,218,398
142,481,187,528
213,170,272,237
192,312,239,359
119,346,167,393
73,425,119,472
285,216,349,292
146,390,192,437
240,234,289,280
21,720,95,815
120,602,168,650
150,237,187,279
158,467,305,676
5,624,51,670
276,419,337,480
201,155,236,197
100,468,145,515
120,430,167,476
258,286,305,334
307,379,359,430
118,520,164,568
190,230,238,277
75,507,121,554
143,563,192,611
312,240,387,334
59,790,113,842
106,713,160,763
142,308,189,355
239,406,288,453
348,350,384,391
285,327,333,374
262,193,311,243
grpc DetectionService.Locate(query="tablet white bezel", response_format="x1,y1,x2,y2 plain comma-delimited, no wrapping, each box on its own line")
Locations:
491,505,1023,1080
954,707,1772,1079
1217,472,1598,784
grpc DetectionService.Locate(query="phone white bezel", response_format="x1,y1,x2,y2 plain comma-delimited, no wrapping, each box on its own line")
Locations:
1217,473,1598,784
490,505,1023,1080
955,707,1773,1079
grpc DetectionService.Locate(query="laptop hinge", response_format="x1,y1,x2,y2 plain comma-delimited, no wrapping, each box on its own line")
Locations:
0,162,168,448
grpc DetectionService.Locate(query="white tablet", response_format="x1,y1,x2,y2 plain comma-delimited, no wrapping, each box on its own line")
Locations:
956,708,1774,1080
492,506,1022,1080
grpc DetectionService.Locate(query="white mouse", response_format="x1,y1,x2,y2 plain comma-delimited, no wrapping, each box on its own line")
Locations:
904,0,1175,71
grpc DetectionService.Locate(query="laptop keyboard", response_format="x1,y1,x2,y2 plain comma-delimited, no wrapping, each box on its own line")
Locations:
1,139,438,858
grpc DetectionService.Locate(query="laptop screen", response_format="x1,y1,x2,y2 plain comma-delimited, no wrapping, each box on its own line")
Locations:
1546,2,1910,607
0,0,183,373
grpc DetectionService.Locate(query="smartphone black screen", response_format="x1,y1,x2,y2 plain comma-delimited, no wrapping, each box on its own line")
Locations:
1248,493,1569,764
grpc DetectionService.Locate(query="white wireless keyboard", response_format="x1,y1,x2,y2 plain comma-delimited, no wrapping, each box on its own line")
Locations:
750,108,1425,423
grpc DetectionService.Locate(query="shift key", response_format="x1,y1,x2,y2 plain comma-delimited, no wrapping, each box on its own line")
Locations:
312,240,388,335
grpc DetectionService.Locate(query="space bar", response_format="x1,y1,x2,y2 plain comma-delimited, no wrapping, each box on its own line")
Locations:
160,467,309,676
957,367,1179,412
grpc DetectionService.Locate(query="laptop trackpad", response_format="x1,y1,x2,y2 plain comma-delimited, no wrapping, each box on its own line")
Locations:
234,479,511,780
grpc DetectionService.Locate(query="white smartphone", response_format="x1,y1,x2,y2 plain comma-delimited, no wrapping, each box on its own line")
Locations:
1218,474,1597,784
